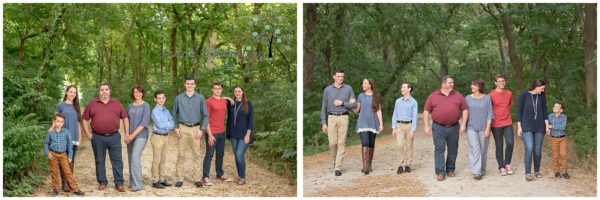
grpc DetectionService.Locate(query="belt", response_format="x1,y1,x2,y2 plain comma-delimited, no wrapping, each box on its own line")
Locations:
153,131,169,136
328,112,348,116
433,121,458,127
397,120,412,124
180,122,201,127
551,135,566,138
50,149,65,154
93,131,118,136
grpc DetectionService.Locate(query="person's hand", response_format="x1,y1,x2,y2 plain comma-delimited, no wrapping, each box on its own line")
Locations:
333,99,343,106
349,98,356,104
124,134,130,143
545,127,551,135
517,126,522,136
409,131,416,139
77,138,82,147
392,129,397,138
459,125,466,135
175,128,182,139
244,134,250,144
194,130,203,141
485,130,491,138
48,153,54,160
208,134,216,146
424,127,431,137
547,125,552,129
379,124,384,132
68,158,72,163
86,133,93,140
322,124,328,134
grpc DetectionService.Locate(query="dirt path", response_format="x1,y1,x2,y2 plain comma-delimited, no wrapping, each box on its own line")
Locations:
34,125,295,197
304,115,596,197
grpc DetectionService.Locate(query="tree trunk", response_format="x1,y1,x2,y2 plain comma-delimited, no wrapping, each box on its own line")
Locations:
304,3,318,90
583,3,596,108
495,3,525,89
497,35,508,74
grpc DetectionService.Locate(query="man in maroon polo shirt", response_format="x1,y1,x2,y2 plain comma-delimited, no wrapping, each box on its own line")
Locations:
82,83,129,192
423,75,468,181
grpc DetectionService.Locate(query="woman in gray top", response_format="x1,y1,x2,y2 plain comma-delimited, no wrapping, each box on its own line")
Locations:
465,79,494,180
54,85,83,192
352,78,383,175
126,86,151,191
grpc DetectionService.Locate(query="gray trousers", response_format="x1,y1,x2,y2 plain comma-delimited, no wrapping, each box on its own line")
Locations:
127,137,148,190
467,129,490,175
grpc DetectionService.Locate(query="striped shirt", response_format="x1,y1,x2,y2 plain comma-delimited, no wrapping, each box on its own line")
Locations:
44,128,73,159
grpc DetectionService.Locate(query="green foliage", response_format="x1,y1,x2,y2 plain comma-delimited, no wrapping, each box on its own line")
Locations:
3,118,49,197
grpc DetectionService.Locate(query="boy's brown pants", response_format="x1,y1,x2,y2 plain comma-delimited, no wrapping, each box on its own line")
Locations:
550,137,568,173
48,152,79,191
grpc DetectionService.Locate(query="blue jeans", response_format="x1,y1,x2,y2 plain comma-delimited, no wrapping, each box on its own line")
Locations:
91,132,124,186
230,138,249,179
358,132,377,148
432,123,460,175
127,137,147,190
203,133,226,178
522,131,544,174
491,125,514,169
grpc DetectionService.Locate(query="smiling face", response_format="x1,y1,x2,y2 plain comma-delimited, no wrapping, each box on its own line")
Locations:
333,72,344,85
234,87,244,100
212,85,223,97
99,85,110,100
442,78,454,91
470,84,479,94
552,103,563,114
133,88,143,101
361,79,371,91
66,87,77,101
185,80,196,92
495,77,506,90
154,93,166,106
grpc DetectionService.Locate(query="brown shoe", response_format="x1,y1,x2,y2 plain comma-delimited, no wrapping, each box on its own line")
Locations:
447,171,456,177
115,185,125,192
98,184,107,191
237,178,246,185
436,174,446,181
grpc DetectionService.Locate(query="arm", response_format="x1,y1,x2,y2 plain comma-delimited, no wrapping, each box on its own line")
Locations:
516,93,525,136
76,121,82,146
485,97,494,137
66,130,73,160
391,100,398,129
377,108,383,132
321,89,328,125
412,100,418,133
352,103,361,113
423,110,431,136
342,90,357,109
200,98,209,131
123,118,130,138
460,109,468,134
244,102,254,144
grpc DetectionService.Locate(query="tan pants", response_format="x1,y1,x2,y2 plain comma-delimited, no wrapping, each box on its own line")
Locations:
550,137,568,173
176,126,202,182
48,152,79,191
327,115,348,171
151,133,169,182
395,123,414,167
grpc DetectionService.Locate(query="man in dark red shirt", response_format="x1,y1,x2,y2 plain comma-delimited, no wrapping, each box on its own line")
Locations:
423,75,468,181
82,83,129,192
202,81,233,186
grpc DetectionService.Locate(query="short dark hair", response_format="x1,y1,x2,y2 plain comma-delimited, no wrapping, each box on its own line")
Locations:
471,79,485,93
441,75,453,83
333,69,344,75
98,82,110,90
494,74,505,81
402,82,413,93
54,113,66,121
527,79,546,91
130,85,145,100
555,101,565,111
154,90,165,98
185,76,196,83
213,80,223,88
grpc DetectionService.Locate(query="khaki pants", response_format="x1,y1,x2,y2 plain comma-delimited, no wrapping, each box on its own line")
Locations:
327,115,348,171
48,152,79,191
176,126,202,182
395,123,414,167
151,133,169,182
550,137,568,173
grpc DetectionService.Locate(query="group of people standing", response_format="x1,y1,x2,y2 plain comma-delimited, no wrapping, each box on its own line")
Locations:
321,70,570,182
44,77,254,196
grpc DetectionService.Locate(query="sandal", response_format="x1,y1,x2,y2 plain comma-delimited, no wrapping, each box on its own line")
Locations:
535,172,543,178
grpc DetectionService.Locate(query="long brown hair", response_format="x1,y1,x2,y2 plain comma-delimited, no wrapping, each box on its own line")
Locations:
365,78,382,111
234,85,249,114
63,85,82,122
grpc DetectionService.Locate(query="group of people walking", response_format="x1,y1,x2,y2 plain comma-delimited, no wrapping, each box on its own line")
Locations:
321,70,570,182
44,77,254,196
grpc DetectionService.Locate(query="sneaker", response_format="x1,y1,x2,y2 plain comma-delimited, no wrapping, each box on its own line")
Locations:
194,181,203,188
436,173,445,181
505,164,514,175
175,181,183,187
404,166,411,173
160,180,173,187
51,190,59,197
526,174,534,181
447,171,455,177
335,170,342,176
152,182,165,189
499,168,507,176
201,177,213,186
562,173,570,179
396,166,404,174
216,175,232,182
474,174,482,180
237,178,246,185
73,189,85,196
555,173,562,178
